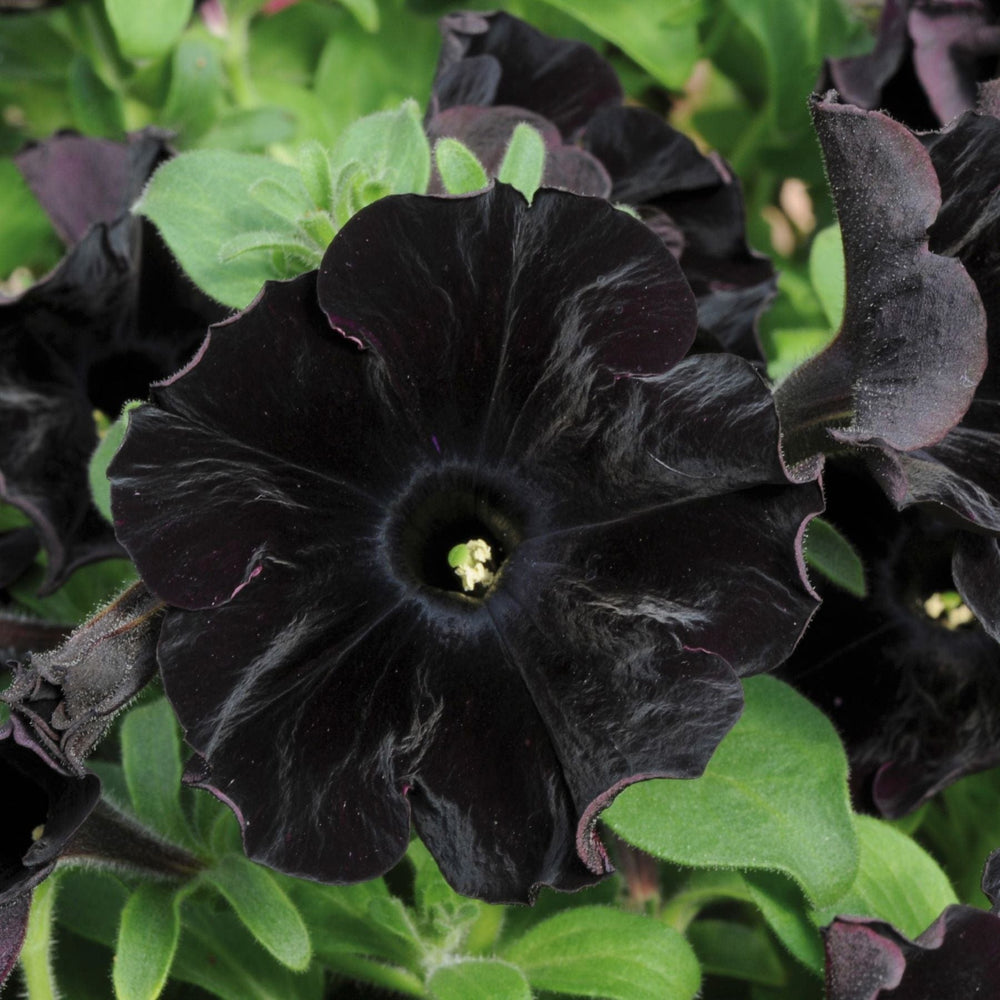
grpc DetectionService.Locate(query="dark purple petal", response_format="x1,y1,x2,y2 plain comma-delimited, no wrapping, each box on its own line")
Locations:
825,0,911,113
112,185,818,901
909,1,1000,125
824,907,1000,1000
15,130,169,247
167,568,592,901
824,0,1000,129
775,94,986,467
582,105,775,359
924,107,1000,399
983,848,1000,911
952,530,1000,641
0,892,30,990
317,185,697,456
432,11,622,136
780,465,1000,817
0,718,100,907
863,400,1000,531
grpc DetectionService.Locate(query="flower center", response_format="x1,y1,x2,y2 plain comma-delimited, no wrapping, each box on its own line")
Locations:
387,470,526,603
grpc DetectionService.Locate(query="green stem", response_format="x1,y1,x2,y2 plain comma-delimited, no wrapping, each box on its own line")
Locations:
20,878,60,1000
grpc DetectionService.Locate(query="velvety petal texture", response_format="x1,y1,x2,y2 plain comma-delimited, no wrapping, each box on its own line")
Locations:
0,131,225,593
426,11,774,360
824,907,1000,999
110,185,820,902
775,93,986,471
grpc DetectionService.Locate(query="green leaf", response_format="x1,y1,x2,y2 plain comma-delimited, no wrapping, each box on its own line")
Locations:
329,99,431,203
605,676,859,907
809,224,845,330
53,869,128,948
113,884,180,1000
687,919,785,986
136,150,312,308
90,400,142,523
204,854,311,971
504,907,700,1000
172,903,323,1000
297,141,335,211
803,517,867,598
195,107,299,152
161,38,224,144
104,0,194,60
743,870,824,974
67,53,124,137
338,0,379,32
9,559,138,626
429,960,531,1000
763,326,836,382
496,123,546,202
537,0,706,90
811,816,958,937
120,697,190,846
0,158,60,277
434,138,488,196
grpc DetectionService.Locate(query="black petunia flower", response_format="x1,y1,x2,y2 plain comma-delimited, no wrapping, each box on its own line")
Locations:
779,466,1000,817
776,92,1000,815
108,184,821,902
824,852,1000,999
427,11,775,361
0,131,225,594
825,0,1000,129
0,715,100,988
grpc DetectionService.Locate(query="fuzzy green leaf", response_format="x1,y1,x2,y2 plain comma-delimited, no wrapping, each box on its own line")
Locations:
329,99,430,203
496,124,546,202
136,151,312,307
743,870,824,974
429,960,531,1000
687,919,785,986
120,697,190,846
205,854,311,971
504,907,700,1000
605,676,858,907
803,516,867,598
434,138,489,195
811,816,958,937
113,884,180,1000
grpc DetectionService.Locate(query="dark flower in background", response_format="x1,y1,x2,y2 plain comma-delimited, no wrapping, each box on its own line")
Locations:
823,850,1000,999
776,92,1000,815
825,0,1000,128
779,467,1000,817
0,716,100,989
109,184,821,902
0,130,225,594
427,11,775,361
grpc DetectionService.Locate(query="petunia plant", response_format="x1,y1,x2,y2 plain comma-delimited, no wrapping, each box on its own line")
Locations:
5,1,1000,999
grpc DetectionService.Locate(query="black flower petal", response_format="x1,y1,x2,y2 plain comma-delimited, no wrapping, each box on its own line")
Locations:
427,13,774,360
824,906,1000,1000
432,11,622,137
780,466,1000,817
0,717,100,921
110,186,819,901
0,132,226,592
775,93,987,470
825,0,1000,129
